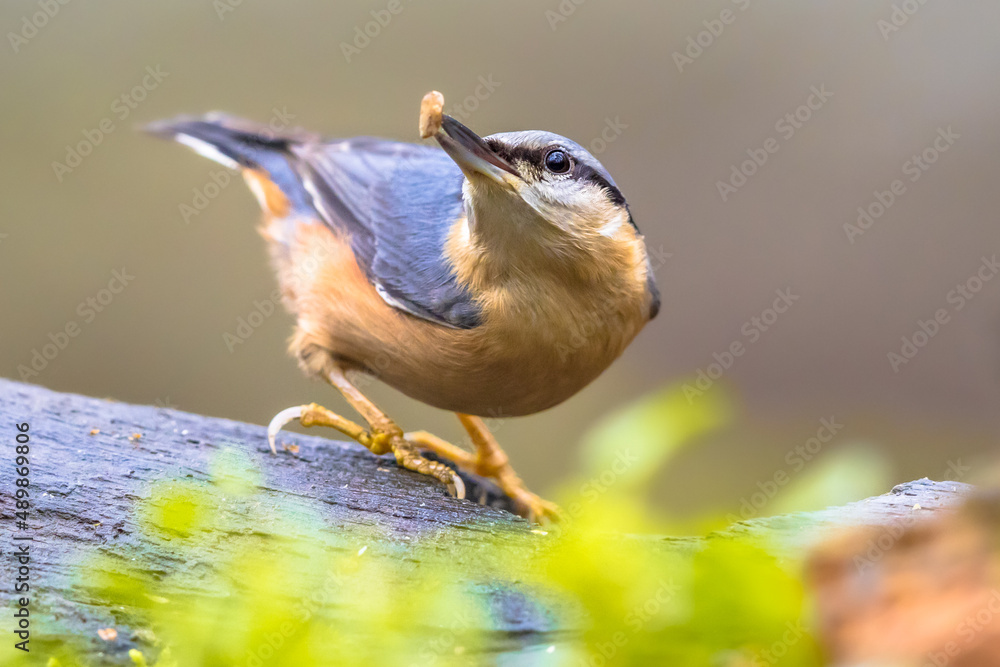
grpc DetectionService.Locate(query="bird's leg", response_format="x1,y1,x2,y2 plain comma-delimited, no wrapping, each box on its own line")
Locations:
405,416,562,524
457,415,562,524
267,365,466,500
402,430,478,470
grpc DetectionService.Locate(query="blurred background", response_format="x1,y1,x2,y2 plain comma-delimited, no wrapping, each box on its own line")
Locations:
3,0,999,518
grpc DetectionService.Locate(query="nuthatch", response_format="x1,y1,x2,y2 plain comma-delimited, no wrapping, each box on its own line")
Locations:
147,91,659,522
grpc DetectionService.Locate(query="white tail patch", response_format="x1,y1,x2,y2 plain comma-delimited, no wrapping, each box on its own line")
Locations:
243,171,270,210
242,169,291,217
175,133,240,170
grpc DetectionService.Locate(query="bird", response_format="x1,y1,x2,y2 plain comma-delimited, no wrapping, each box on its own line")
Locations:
146,91,659,522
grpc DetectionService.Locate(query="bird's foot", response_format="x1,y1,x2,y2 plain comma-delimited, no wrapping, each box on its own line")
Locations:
390,438,466,501
405,429,562,524
266,403,465,500
487,467,563,525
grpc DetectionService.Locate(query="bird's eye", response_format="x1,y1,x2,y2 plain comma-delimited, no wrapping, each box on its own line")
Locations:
544,149,571,174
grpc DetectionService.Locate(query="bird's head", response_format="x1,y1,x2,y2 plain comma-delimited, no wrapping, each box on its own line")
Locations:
432,116,639,269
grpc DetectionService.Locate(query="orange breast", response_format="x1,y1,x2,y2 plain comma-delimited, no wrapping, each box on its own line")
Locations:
264,219,651,417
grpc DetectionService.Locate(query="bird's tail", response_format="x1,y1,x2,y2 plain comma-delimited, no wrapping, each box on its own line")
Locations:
144,113,315,218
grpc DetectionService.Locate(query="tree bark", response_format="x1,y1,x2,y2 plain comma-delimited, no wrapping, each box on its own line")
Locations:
0,379,972,664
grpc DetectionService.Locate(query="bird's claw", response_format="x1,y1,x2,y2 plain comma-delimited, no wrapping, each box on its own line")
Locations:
267,405,304,454
448,473,466,501
266,403,467,503
512,490,563,525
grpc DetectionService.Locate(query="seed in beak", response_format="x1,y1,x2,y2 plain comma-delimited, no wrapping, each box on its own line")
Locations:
419,90,445,139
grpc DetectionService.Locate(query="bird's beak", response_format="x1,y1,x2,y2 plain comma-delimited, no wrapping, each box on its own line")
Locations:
435,116,519,186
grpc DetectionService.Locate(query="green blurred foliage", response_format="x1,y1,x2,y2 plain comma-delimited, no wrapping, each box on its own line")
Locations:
768,442,892,517
538,384,823,666
578,382,734,493
85,461,487,667
49,384,851,666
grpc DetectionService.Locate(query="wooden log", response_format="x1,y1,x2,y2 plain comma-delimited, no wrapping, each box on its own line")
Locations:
0,379,973,664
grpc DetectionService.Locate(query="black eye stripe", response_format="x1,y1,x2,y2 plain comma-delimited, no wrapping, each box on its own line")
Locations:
483,139,537,167
483,138,632,220
574,163,627,207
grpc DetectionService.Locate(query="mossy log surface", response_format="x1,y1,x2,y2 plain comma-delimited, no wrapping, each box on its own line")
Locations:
0,379,972,664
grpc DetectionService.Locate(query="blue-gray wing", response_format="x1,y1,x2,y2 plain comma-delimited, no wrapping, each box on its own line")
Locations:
293,138,481,329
